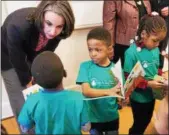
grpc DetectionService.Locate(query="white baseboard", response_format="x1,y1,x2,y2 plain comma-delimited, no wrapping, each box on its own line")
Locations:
2,102,13,119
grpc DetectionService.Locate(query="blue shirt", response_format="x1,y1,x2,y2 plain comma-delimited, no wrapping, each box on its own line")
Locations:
18,89,89,134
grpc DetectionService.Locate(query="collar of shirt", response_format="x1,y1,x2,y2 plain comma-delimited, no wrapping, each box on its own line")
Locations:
135,41,145,48
35,33,49,51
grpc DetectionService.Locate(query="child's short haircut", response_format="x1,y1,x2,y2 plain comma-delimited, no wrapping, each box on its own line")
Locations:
87,27,112,46
31,51,65,89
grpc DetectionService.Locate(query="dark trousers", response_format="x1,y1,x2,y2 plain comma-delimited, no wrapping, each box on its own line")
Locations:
129,98,155,135
112,44,129,68
159,16,169,69
1,69,26,134
91,118,119,135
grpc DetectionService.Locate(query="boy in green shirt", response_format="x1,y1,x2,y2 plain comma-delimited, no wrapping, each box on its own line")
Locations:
18,51,90,134
76,27,121,135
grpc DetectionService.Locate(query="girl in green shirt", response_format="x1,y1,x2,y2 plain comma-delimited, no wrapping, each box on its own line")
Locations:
124,14,167,134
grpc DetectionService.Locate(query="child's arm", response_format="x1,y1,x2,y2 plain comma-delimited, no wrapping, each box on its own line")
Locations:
80,101,91,134
19,125,33,134
18,98,34,134
76,62,120,98
82,82,120,98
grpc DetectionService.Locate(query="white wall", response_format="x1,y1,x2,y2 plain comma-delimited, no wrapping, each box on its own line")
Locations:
2,1,103,29
1,1,100,119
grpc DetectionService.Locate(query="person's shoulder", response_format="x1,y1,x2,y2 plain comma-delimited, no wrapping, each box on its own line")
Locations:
151,47,160,55
110,61,115,67
80,60,94,68
125,43,137,55
153,47,160,53
26,92,40,102
4,7,35,24
3,8,36,33
64,90,84,100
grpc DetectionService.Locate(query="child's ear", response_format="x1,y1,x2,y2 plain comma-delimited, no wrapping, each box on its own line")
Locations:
63,70,67,78
141,30,148,39
108,45,113,51
32,77,36,85
108,45,114,60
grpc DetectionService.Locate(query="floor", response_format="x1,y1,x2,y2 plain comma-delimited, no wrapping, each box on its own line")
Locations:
2,100,161,134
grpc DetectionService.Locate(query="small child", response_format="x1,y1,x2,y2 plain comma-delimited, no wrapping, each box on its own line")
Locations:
76,27,121,135
18,51,91,134
123,14,167,134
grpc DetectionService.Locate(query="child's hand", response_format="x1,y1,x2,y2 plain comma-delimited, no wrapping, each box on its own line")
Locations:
108,83,121,96
121,98,130,107
26,77,34,88
147,80,165,89
161,51,169,59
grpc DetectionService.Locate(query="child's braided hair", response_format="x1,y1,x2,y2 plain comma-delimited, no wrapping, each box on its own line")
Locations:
136,14,167,42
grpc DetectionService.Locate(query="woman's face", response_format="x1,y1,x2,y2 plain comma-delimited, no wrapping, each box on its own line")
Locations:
43,11,65,39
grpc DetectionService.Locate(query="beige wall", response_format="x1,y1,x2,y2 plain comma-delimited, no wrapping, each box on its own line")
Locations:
55,28,92,87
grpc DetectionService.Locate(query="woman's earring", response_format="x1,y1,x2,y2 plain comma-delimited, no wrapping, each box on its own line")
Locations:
61,30,64,34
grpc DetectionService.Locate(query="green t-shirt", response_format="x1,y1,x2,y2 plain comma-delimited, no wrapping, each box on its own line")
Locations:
124,43,160,103
18,90,89,134
76,61,119,123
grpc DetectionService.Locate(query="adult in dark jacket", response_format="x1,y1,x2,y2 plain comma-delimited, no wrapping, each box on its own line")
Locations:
150,0,169,69
1,0,75,119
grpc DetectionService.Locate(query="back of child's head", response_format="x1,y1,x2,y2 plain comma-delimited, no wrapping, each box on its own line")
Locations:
87,27,112,46
31,51,66,89
137,14,167,41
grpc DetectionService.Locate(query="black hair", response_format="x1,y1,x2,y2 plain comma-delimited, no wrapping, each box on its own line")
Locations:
87,27,112,46
136,15,167,41
31,51,66,89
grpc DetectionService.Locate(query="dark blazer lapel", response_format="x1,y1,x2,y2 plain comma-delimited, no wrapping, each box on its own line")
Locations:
30,24,39,50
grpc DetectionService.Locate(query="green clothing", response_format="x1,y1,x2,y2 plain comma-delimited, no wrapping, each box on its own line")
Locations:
18,89,89,134
124,43,160,103
76,61,119,123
